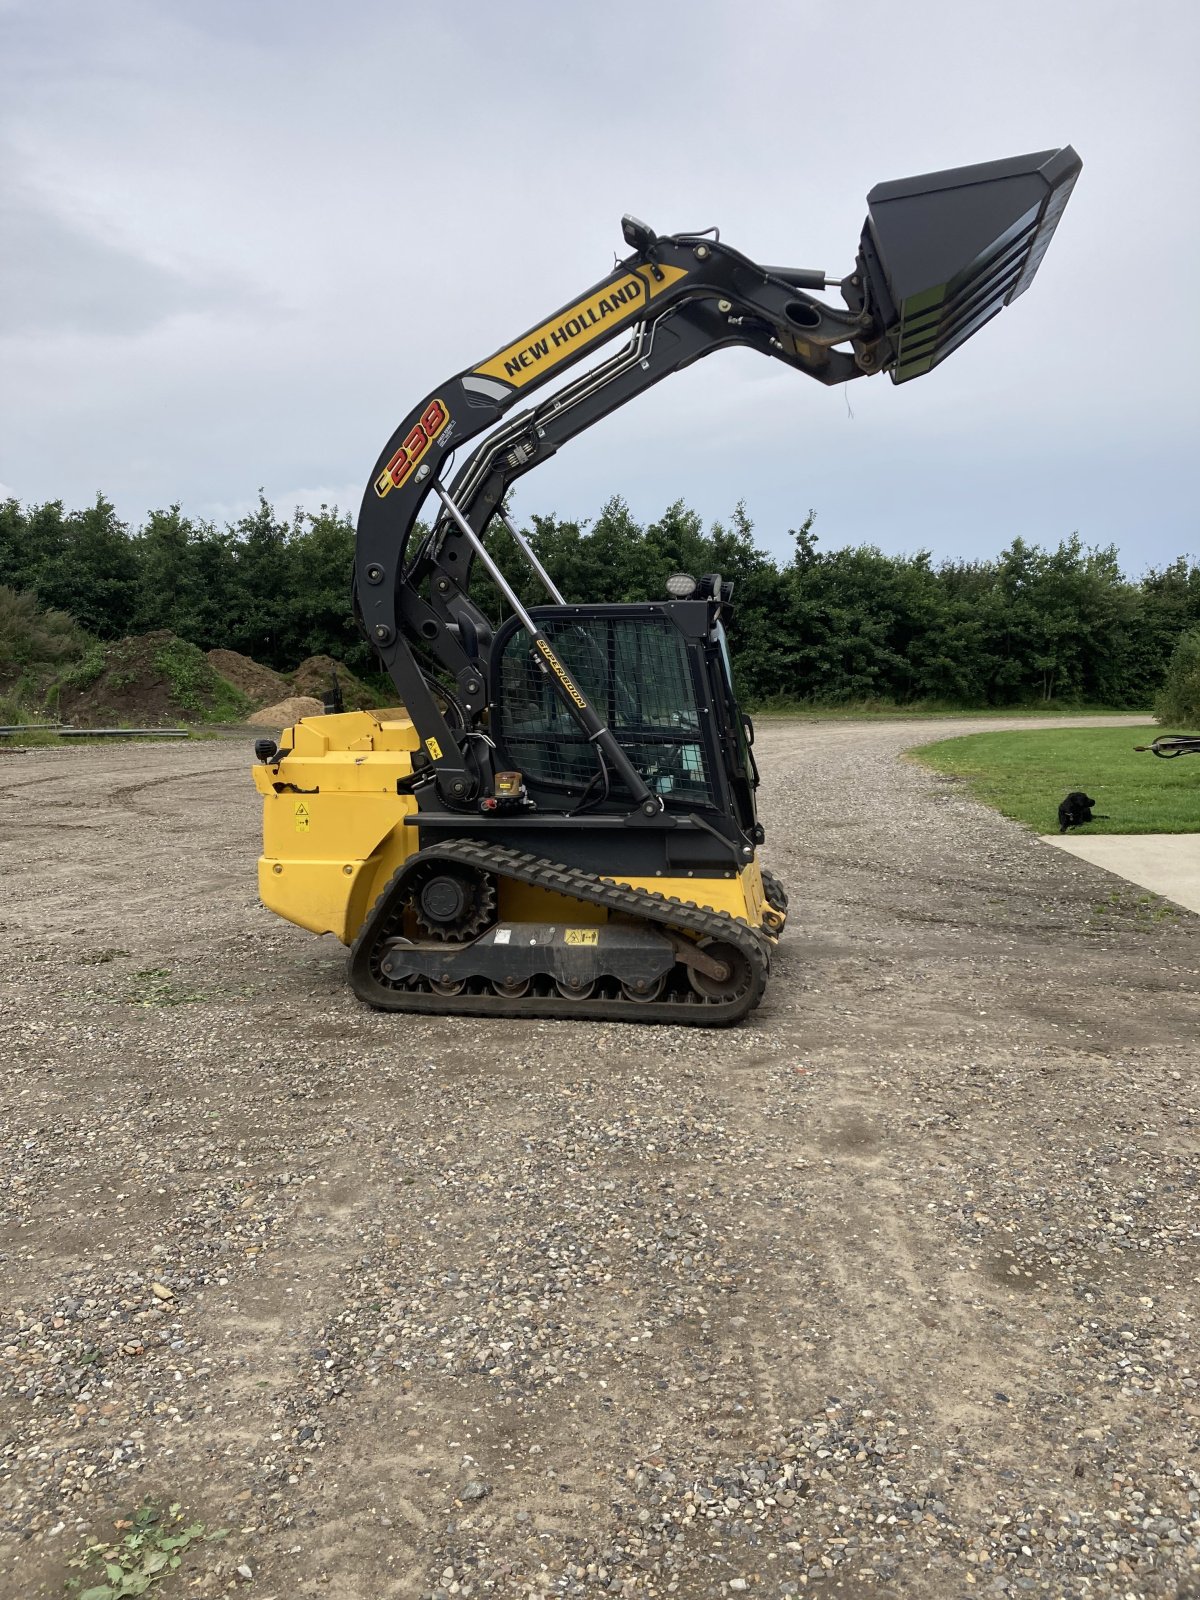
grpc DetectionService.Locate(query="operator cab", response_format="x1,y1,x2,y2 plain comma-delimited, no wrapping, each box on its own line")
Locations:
489,595,759,840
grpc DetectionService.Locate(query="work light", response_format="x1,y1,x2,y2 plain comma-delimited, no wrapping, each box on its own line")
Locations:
666,572,698,599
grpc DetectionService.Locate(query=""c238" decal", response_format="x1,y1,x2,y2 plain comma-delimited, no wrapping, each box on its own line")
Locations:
374,399,450,498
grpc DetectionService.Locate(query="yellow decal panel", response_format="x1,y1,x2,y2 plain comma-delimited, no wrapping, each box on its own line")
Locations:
564,929,599,945
294,800,310,833
425,736,443,760
473,263,688,389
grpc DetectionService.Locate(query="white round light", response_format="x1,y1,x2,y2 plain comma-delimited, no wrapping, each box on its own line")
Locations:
666,571,697,599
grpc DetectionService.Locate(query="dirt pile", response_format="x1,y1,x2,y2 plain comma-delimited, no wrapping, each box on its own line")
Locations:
38,628,380,726
291,654,379,711
206,649,289,707
244,695,324,728
52,630,252,726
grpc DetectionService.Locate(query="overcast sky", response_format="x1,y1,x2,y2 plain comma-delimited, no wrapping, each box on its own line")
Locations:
2,0,1197,572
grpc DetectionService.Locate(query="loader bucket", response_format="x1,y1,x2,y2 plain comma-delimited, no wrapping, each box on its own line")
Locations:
860,146,1081,383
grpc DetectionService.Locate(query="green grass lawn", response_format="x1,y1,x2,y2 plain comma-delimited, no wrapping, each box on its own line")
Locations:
749,700,1144,720
912,726,1200,835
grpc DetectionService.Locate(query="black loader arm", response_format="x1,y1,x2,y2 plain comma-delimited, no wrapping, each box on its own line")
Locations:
354,146,1080,804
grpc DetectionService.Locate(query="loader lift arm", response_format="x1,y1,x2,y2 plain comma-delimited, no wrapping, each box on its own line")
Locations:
353,147,1081,807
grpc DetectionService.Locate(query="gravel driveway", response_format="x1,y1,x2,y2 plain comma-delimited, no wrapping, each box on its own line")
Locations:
1,716,1196,1599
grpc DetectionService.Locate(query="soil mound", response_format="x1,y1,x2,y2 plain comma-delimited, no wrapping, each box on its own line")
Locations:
245,695,324,728
52,630,251,726
207,649,288,707
291,655,379,711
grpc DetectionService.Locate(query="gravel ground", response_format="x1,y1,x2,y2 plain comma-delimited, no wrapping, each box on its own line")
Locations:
1,715,1197,1599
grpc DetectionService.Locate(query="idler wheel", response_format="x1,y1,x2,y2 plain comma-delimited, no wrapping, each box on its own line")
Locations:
686,938,752,1003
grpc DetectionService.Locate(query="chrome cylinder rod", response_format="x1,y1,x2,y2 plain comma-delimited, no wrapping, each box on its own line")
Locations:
497,509,565,604
431,482,656,809
432,483,538,635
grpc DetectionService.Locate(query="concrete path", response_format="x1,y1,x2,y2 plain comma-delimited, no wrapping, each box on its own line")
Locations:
1042,831,1200,915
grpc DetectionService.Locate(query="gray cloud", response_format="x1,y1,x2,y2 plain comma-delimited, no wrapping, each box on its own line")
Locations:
0,0,1197,569
0,185,255,336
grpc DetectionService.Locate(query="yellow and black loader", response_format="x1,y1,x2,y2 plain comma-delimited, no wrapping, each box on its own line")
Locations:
254,147,1081,1024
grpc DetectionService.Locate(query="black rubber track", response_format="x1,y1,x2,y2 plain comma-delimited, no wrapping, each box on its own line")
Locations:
349,839,772,1027
761,865,789,916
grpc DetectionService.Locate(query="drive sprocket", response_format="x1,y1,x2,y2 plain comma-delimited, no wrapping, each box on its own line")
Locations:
410,861,497,941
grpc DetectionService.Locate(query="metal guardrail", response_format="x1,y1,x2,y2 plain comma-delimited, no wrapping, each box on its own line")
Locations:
0,725,191,740
59,728,190,739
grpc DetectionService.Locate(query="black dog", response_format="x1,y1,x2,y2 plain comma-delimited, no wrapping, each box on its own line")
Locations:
1058,791,1104,832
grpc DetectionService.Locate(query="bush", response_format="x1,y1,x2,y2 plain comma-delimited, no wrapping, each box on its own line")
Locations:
1154,629,1200,727
152,637,251,721
0,585,90,682
59,646,107,691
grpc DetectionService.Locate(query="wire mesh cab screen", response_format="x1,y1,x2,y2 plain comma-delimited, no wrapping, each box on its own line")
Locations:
494,612,714,806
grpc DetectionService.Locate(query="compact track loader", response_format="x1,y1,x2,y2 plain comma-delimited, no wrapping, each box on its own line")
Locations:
254,147,1081,1025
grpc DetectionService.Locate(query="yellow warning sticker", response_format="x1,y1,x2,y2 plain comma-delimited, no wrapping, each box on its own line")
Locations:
564,928,599,945
425,736,443,760
294,800,310,834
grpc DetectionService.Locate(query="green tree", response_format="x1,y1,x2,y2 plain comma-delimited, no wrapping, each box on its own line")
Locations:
0,499,70,598
35,495,139,638
283,507,364,665
0,486,1190,711
0,498,29,590
134,506,222,642
226,495,295,665
1154,629,1200,726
